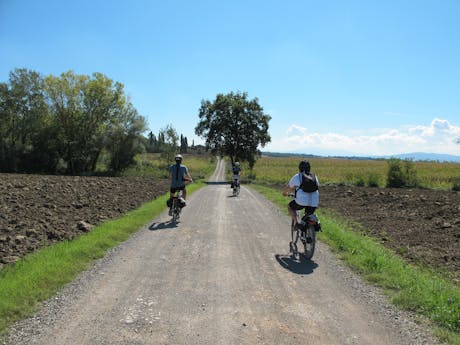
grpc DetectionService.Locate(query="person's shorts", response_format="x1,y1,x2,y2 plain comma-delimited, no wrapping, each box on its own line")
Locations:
289,200,316,216
170,185,186,194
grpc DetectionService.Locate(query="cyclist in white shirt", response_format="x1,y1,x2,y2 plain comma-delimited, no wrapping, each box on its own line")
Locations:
282,160,319,229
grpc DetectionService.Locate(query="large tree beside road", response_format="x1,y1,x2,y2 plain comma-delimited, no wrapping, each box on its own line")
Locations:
195,91,271,168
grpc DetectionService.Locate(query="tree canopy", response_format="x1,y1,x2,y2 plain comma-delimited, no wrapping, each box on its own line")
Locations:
195,91,271,168
0,68,146,174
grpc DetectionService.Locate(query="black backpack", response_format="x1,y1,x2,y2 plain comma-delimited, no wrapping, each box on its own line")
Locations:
300,172,318,193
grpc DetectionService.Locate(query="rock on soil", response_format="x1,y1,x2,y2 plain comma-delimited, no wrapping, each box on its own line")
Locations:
0,173,169,266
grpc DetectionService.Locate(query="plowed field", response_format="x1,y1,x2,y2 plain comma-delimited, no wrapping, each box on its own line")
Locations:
0,174,169,268
0,174,459,281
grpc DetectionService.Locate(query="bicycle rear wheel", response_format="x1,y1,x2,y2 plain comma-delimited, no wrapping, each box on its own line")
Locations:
301,225,316,260
172,200,180,222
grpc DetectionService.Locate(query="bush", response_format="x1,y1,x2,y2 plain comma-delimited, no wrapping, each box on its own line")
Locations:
386,158,418,188
355,175,365,187
367,173,380,187
452,177,460,191
247,171,257,180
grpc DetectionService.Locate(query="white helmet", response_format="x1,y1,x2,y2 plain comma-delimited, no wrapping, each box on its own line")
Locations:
235,162,240,166
175,154,183,162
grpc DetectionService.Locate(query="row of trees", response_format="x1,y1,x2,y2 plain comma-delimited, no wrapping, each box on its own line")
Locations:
1,68,272,174
146,131,189,155
0,69,148,174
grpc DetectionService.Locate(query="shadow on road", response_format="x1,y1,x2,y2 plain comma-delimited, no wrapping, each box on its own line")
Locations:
275,254,318,275
148,221,179,231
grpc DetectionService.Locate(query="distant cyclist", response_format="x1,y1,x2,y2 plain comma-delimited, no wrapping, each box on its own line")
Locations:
168,154,193,215
231,161,241,189
282,160,319,229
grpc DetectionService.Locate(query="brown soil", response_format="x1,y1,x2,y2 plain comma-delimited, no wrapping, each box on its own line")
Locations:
1,174,459,281
0,174,169,269
320,185,460,281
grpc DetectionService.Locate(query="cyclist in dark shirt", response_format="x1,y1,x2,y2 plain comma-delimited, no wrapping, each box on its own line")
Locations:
167,154,193,215
231,162,241,188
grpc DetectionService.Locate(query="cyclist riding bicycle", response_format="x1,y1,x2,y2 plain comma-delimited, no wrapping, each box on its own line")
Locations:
231,161,241,189
167,154,193,216
282,160,320,230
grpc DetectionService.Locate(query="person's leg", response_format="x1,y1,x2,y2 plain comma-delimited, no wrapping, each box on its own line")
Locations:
304,206,316,216
168,188,176,215
288,200,300,224
182,187,187,200
287,205,297,223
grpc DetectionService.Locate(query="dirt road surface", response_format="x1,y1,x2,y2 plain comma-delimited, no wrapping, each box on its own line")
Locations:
6,159,439,345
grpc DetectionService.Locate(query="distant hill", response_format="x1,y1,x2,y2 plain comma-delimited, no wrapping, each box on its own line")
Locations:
261,152,320,158
261,152,376,160
261,151,460,163
387,152,460,163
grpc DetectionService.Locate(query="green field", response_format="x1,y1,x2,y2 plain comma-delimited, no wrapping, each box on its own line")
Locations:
250,156,460,189
122,153,217,180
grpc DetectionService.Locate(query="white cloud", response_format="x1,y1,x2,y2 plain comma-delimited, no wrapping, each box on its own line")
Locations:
268,118,460,156
286,124,308,136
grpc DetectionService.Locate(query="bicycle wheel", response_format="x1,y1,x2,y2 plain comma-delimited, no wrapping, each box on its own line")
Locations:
172,201,180,222
301,225,316,260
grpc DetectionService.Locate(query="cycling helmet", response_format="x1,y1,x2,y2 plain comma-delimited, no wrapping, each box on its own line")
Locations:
175,154,183,162
298,160,310,172
235,162,240,166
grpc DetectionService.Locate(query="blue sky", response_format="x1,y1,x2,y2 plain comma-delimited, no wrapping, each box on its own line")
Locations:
1,0,459,156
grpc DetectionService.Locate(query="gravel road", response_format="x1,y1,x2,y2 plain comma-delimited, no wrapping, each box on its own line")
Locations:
6,159,440,345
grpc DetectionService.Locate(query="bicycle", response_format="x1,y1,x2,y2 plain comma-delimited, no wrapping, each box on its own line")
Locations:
170,190,185,223
169,179,192,223
232,178,240,197
288,194,319,260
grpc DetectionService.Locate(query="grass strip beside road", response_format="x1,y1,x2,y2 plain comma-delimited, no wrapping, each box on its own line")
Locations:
0,182,204,336
250,184,460,345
